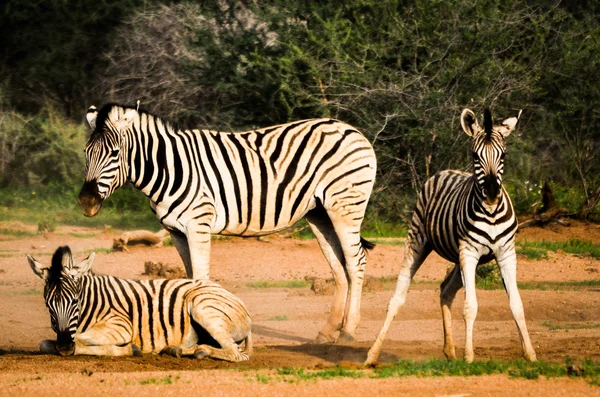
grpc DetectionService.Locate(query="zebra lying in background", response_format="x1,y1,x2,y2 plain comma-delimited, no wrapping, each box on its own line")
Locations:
365,108,537,365
27,246,252,362
78,103,376,343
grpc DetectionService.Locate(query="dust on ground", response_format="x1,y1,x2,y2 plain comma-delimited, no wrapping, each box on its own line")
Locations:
0,220,599,395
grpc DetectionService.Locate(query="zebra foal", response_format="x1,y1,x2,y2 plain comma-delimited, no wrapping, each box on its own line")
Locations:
78,104,376,343
365,108,537,365
28,246,252,362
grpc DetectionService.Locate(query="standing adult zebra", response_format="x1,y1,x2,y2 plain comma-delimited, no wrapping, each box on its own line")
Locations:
78,104,376,343
28,246,252,361
365,108,537,364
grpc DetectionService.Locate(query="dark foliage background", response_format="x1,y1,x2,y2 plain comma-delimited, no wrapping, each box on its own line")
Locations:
1,0,598,225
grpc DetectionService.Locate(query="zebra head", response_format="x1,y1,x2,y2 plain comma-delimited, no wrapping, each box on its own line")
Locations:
461,108,520,206
78,104,138,217
27,246,95,356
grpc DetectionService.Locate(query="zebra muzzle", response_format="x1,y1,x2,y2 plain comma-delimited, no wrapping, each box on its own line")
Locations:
56,333,75,356
78,181,103,217
483,175,500,206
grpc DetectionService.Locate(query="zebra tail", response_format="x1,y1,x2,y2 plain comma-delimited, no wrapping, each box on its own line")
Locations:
244,331,253,356
361,236,376,251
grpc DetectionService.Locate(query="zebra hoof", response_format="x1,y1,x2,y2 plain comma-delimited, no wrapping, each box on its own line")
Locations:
161,346,182,358
336,331,355,344
314,333,334,344
132,344,142,357
194,348,209,360
523,351,537,362
443,345,456,361
364,349,380,367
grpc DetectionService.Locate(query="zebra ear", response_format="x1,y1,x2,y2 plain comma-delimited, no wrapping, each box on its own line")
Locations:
27,255,50,280
499,109,521,137
71,252,95,277
86,105,98,130
114,108,138,132
460,109,479,137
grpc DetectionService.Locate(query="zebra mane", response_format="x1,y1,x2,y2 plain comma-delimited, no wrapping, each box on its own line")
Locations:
48,246,72,284
483,108,493,139
94,103,180,134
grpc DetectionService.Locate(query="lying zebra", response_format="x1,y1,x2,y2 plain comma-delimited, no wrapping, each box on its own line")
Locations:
27,246,252,362
366,108,536,365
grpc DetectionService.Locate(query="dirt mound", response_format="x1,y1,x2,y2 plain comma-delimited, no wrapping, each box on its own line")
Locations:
112,230,169,252
307,275,385,296
142,261,186,279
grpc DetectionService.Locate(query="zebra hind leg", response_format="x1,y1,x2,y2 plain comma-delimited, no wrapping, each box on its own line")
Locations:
328,214,369,344
440,263,463,360
305,208,348,344
168,230,193,278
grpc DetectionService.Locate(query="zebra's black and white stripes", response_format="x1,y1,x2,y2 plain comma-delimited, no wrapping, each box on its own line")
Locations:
78,104,376,343
365,108,537,364
28,246,252,361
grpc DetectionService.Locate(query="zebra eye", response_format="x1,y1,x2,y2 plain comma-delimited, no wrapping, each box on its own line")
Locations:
111,149,119,157
500,152,506,160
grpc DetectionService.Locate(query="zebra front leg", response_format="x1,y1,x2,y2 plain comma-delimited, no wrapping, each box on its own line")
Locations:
365,237,431,365
459,248,480,363
74,343,135,356
187,219,214,280
440,264,463,360
496,247,537,361
73,322,135,356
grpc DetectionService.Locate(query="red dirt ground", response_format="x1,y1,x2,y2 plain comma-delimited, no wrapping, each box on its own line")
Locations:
0,220,599,396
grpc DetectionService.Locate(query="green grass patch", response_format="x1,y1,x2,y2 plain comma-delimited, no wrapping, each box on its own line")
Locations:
287,219,408,241
542,320,600,330
276,366,365,381
255,373,272,384
270,359,600,385
245,279,311,289
518,280,600,291
0,184,161,231
83,248,113,255
0,228,36,238
368,238,406,247
135,375,179,386
13,289,42,296
375,359,572,379
475,262,504,290
362,219,408,238
517,239,600,260
517,245,549,260
267,315,289,321
63,232,98,239
0,249,20,257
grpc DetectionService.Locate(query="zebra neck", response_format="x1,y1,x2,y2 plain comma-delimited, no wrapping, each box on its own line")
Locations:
468,179,510,217
127,117,190,201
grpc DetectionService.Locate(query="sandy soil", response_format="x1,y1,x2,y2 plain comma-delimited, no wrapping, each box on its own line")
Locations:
0,220,599,396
